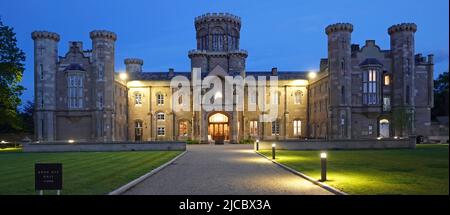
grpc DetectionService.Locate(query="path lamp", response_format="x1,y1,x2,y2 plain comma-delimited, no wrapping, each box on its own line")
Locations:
255,139,259,151
320,152,327,181
272,143,276,159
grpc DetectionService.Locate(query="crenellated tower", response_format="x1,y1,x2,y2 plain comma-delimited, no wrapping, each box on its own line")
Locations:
188,13,247,76
90,30,117,141
325,23,353,139
124,58,144,73
32,31,60,141
388,23,417,136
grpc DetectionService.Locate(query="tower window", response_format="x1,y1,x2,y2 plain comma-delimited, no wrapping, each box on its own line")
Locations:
97,93,103,109
384,74,390,86
341,86,345,104
39,64,44,80
406,85,410,105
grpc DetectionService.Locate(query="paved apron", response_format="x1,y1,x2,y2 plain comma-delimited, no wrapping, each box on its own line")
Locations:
123,144,332,195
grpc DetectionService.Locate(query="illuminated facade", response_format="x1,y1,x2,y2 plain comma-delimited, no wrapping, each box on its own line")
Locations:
33,13,433,143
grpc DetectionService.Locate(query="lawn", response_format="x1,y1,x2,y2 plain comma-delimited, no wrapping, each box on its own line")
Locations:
260,144,449,195
0,150,182,195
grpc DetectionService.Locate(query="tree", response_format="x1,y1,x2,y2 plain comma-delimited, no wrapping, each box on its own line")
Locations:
432,71,449,119
19,100,34,133
0,18,26,133
393,107,412,137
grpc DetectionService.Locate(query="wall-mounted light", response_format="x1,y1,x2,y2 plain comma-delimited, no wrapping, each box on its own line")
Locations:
308,71,317,79
119,72,128,81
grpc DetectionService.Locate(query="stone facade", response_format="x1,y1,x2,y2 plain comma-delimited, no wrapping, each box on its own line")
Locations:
33,13,434,143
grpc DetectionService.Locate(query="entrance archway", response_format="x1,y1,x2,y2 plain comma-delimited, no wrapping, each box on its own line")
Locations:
208,113,230,142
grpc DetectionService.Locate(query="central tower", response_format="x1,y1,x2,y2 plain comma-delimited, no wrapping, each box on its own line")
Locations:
188,13,248,76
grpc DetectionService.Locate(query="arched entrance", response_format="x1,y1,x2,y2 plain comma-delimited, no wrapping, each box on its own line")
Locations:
379,119,390,138
208,113,230,142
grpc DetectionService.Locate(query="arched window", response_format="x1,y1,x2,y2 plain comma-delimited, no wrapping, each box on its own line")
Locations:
135,92,142,106
379,119,390,138
156,93,164,105
209,113,228,123
294,90,303,104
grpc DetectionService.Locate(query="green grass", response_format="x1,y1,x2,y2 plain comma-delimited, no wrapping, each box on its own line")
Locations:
260,144,449,195
0,150,182,195
0,147,22,153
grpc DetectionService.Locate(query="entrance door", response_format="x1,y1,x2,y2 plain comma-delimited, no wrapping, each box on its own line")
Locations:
379,119,390,138
208,113,229,142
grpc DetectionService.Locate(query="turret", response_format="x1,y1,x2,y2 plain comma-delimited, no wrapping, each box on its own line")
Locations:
124,58,143,73
32,31,60,141
90,30,117,141
388,23,416,107
325,23,353,139
189,13,247,75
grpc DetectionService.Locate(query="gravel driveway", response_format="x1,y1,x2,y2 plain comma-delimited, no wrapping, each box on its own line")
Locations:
123,144,332,195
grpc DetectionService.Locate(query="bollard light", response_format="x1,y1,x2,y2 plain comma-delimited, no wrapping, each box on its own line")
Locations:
68,139,75,143
320,152,327,181
255,139,259,151
272,143,276,159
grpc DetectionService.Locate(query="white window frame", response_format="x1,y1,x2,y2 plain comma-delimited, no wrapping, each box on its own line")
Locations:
157,112,165,121
157,93,164,105
157,127,165,136
135,93,142,106
272,120,280,136
249,120,258,136
363,69,378,105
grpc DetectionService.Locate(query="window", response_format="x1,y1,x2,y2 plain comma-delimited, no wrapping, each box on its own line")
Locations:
341,86,345,104
294,91,303,104
249,120,258,136
157,93,164,105
383,96,391,111
98,64,104,80
135,93,142,106
39,64,44,80
68,74,83,109
272,120,280,136
157,112,165,121
157,127,165,136
368,125,373,135
179,121,188,137
341,59,345,72
97,93,103,109
293,120,302,136
406,85,410,105
271,91,280,104
384,74,390,86
135,120,143,141
362,69,378,105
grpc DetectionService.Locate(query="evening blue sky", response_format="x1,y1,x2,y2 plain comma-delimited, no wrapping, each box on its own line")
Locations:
0,0,448,104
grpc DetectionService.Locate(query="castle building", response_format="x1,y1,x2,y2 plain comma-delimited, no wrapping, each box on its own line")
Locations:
32,13,434,143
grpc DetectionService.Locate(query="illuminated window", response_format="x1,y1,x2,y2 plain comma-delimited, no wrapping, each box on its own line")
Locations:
249,120,258,136
383,96,391,111
135,93,142,105
384,74,390,86
293,120,302,136
363,69,378,105
209,113,228,123
272,120,280,136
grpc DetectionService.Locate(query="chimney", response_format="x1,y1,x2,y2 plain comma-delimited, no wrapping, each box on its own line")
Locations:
168,68,174,77
428,54,434,64
271,67,278,75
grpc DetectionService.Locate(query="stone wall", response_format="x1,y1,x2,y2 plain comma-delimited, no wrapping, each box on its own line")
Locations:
257,137,416,150
23,141,186,152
